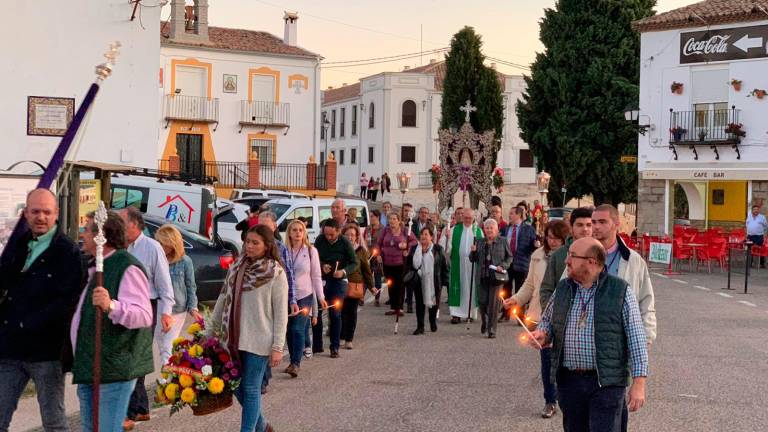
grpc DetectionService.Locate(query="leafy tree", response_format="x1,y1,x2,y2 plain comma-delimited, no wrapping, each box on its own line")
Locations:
516,0,655,206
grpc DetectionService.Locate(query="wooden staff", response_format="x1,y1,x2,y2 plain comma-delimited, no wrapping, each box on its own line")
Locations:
92,201,108,431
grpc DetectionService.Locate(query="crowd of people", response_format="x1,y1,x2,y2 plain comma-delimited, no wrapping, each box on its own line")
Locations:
358,172,391,202
0,188,656,432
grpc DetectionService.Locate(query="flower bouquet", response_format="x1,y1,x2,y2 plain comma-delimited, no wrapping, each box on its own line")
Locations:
492,167,504,193
155,319,241,416
429,164,441,193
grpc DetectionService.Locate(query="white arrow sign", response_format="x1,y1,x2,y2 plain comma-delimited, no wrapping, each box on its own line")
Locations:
733,34,764,52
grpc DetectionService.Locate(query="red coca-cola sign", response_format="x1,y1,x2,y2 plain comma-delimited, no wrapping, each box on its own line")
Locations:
679,25,768,64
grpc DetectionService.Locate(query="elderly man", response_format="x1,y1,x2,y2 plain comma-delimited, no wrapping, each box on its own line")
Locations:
330,199,349,227
531,237,648,432
119,207,174,429
470,219,512,338
488,205,508,233
412,207,431,238
0,189,84,432
446,208,484,324
747,205,768,267
74,211,153,432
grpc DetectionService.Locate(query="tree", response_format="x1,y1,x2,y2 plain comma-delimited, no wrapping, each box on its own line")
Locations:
441,26,504,168
516,0,655,206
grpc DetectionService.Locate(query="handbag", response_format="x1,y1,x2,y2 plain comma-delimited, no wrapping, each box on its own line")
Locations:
404,261,422,285
347,282,365,299
492,270,509,284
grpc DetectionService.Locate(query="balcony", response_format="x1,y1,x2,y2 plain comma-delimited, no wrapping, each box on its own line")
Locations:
260,163,326,191
668,107,742,160
163,95,220,129
239,101,290,133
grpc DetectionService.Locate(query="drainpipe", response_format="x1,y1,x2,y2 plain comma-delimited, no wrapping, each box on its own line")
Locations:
313,57,320,159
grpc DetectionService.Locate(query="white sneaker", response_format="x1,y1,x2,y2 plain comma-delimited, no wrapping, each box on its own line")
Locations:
436,310,440,320
303,347,312,359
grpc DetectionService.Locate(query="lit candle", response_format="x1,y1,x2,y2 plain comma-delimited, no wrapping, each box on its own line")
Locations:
512,307,542,349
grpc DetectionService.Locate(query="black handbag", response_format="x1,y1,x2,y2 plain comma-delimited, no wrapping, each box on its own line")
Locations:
404,262,422,285
492,270,509,284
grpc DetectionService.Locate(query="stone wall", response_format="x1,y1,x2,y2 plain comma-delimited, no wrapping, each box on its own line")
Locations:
752,180,768,209
637,178,667,235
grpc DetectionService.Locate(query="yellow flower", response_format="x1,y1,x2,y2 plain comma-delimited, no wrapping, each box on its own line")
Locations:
172,337,186,347
180,387,197,404
187,323,202,335
155,386,168,404
188,344,203,357
207,377,225,395
164,383,179,401
179,374,194,388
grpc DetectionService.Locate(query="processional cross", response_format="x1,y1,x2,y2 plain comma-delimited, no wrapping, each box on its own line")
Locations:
459,99,476,123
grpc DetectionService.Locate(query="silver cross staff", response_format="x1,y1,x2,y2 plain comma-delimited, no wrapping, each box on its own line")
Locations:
459,99,477,123
94,201,108,273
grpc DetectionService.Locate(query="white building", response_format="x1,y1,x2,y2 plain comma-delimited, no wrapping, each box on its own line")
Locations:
159,1,322,196
318,61,535,194
1,0,161,170
633,0,768,233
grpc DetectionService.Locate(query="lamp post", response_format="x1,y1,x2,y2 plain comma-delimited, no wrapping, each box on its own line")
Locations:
322,118,330,165
624,106,650,135
561,185,568,208
396,172,411,206
536,170,551,208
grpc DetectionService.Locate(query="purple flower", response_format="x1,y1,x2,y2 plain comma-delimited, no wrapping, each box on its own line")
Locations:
225,361,234,369
222,373,230,381
230,368,239,377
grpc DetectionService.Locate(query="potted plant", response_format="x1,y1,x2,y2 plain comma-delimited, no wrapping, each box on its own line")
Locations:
698,130,708,141
428,164,441,193
749,88,766,99
724,122,746,139
669,126,687,142
670,82,684,94
730,79,743,91
492,167,504,193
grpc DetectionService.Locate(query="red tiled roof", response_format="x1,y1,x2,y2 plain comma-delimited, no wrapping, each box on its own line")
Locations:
633,0,768,32
322,82,361,105
161,25,320,58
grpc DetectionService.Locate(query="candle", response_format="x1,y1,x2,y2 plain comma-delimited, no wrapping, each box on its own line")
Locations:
321,300,342,311
512,307,542,349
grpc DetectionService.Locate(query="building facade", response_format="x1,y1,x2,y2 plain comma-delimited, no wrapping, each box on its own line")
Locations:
1,0,161,171
159,1,322,196
634,1,768,234
318,61,536,195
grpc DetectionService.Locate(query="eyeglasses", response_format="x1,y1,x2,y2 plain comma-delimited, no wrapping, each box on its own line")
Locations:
567,252,595,261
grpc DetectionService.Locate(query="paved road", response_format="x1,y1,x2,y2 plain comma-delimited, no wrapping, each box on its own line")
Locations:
25,269,768,432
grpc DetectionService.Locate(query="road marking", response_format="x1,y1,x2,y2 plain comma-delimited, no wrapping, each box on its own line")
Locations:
718,293,733,298
694,285,710,291
653,273,668,278
738,301,757,307
678,394,699,399
672,279,688,284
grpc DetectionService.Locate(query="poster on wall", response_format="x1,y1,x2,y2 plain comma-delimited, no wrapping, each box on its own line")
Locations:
223,74,237,93
0,176,42,254
27,96,75,136
680,24,768,64
79,179,101,230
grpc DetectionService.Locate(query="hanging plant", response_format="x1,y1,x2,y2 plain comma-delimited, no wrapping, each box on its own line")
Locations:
670,82,684,94
749,88,766,99
724,122,746,138
730,79,742,91
428,164,441,193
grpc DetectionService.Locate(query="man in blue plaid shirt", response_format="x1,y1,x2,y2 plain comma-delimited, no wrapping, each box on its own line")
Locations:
530,237,648,432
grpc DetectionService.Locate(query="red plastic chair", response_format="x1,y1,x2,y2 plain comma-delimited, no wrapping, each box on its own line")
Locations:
672,238,693,272
751,244,768,271
695,238,727,273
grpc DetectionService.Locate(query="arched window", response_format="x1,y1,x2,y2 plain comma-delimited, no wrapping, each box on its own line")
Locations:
401,100,417,127
369,102,375,128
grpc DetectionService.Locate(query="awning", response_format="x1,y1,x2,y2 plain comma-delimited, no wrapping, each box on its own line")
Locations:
640,162,768,181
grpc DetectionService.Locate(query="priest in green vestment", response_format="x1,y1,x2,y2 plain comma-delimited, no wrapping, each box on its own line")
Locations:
446,208,483,322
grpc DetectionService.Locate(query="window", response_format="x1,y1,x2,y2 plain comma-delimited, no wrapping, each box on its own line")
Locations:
339,149,345,165
712,189,725,205
110,186,149,212
331,110,337,138
400,146,416,163
250,138,274,164
278,207,313,232
330,150,335,161
340,107,346,138
402,100,417,127
368,146,374,163
319,151,325,165
369,102,375,128
691,69,729,139
519,149,534,168
351,105,358,136
320,111,327,139
351,148,357,165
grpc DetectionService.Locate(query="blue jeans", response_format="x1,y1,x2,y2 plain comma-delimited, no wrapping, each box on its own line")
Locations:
0,359,68,432
235,351,269,432
540,348,557,404
287,296,313,366
77,379,137,432
556,370,625,432
323,279,347,352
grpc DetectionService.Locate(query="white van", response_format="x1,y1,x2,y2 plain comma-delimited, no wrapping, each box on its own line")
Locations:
229,188,308,200
110,175,217,237
265,198,369,243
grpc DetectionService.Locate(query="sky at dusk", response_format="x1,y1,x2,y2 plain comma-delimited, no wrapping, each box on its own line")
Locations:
190,0,697,87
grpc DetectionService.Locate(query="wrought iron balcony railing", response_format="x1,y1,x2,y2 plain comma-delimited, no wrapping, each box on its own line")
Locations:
239,101,290,132
163,95,220,127
668,106,742,160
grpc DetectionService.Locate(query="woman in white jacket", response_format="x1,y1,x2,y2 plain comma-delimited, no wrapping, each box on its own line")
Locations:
504,219,570,420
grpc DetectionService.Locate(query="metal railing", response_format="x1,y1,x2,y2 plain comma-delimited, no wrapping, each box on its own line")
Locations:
207,161,249,189
240,101,290,126
669,107,740,144
260,163,308,190
164,95,219,122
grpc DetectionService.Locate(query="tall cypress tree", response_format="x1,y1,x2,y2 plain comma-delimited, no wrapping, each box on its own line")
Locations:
516,0,655,206
441,26,504,168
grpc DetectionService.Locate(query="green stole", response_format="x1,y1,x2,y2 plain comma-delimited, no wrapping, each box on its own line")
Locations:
448,223,483,307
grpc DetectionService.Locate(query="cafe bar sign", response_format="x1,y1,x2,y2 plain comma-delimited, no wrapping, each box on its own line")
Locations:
680,24,768,64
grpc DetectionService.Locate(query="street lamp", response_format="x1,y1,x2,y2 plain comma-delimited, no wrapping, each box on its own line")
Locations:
322,117,330,165
624,106,650,135
396,172,411,206
536,170,551,208
561,185,568,208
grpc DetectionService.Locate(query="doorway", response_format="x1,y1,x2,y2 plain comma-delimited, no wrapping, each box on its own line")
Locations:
176,133,203,179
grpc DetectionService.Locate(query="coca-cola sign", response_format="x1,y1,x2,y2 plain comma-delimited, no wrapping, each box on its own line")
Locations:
679,25,768,64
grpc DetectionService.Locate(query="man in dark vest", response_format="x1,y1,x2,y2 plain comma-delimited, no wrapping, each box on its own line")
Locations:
72,211,153,432
0,188,84,432
530,237,648,432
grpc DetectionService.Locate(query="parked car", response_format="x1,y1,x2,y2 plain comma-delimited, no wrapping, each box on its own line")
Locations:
142,214,233,309
215,199,249,254
265,197,369,243
547,207,575,222
110,174,217,238
228,188,308,201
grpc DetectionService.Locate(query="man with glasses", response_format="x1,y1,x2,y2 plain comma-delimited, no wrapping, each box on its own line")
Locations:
530,237,648,432
412,206,431,238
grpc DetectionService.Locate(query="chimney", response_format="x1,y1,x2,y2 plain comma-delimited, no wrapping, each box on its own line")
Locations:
429,58,437,64
491,62,497,70
284,11,298,46
327,86,334,90
403,65,410,71
342,83,347,86
169,0,210,44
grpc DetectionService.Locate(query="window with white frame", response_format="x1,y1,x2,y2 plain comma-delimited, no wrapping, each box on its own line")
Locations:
691,69,729,137
339,149,345,165
402,100,417,127
340,107,346,138
250,138,274,165
331,110,337,138
320,111,327,139
351,106,358,136
369,102,375,128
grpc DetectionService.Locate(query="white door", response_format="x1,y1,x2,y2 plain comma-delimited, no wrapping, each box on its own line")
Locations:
176,66,207,118
251,74,276,122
